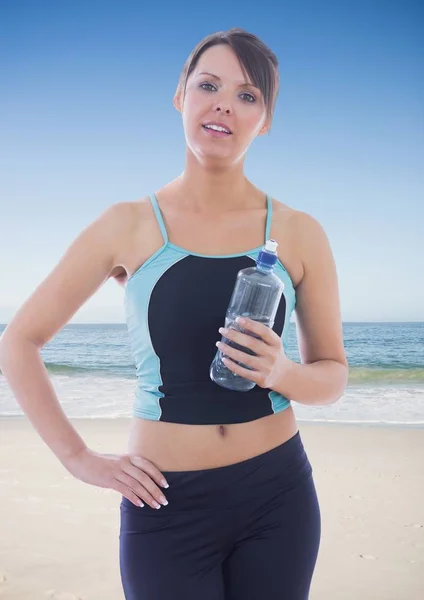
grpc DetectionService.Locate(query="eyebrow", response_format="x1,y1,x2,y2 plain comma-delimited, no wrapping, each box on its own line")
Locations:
196,71,258,89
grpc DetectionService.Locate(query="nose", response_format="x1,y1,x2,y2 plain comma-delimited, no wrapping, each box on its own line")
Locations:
213,100,232,115
215,105,231,115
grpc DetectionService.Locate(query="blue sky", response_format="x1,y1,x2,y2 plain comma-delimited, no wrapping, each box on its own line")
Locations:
1,1,423,324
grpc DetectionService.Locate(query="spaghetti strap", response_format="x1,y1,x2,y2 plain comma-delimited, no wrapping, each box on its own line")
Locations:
150,192,271,246
265,194,273,241
150,193,169,244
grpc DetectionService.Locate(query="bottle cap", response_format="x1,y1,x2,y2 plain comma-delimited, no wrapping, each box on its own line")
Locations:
257,239,278,268
264,239,278,253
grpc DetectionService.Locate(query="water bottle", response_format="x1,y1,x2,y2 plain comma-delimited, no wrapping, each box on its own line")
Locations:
210,239,285,391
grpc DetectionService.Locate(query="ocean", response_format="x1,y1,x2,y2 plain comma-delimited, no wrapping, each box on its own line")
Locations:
1,322,423,426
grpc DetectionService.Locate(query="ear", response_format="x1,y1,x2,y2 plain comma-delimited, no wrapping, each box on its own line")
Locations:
258,119,271,136
173,87,183,113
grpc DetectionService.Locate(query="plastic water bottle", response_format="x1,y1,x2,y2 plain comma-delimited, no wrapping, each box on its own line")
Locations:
210,239,285,391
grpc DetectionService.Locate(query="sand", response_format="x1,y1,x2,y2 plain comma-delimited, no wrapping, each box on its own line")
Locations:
0,417,423,599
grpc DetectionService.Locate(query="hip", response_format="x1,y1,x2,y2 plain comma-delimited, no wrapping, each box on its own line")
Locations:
122,427,314,516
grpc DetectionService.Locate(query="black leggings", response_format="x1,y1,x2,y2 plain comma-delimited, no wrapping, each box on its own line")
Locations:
119,430,321,599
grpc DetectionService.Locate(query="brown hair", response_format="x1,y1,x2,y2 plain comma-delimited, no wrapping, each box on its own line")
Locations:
176,28,279,130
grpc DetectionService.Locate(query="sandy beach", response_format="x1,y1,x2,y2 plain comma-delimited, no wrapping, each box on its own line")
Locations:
0,418,423,599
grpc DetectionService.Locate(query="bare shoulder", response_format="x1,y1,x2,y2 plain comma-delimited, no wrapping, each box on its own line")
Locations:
272,199,320,232
121,195,153,227
108,197,152,277
95,200,140,243
291,209,331,254
272,203,332,271
293,208,327,232
270,196,300,230
289,209,342,291
267,198,304,288
109,198,148,231
110,195,159,282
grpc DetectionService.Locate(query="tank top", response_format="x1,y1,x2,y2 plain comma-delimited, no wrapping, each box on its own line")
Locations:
124,193,297,425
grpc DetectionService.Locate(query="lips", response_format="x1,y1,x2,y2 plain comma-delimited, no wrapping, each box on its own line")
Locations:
202,122,233,134
202,126,232,138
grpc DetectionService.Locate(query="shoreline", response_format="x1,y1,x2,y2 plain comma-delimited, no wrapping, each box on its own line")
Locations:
2,414,424,429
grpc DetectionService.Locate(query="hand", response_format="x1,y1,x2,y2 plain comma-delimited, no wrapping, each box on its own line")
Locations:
216,316,289,390
64,447,169,509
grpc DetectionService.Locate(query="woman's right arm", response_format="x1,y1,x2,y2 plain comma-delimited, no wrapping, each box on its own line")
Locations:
0,202,131,464
0,202,169,508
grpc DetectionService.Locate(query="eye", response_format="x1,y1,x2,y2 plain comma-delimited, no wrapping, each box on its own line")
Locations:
200,82,217,92
241,92,256,103
199,82,256,103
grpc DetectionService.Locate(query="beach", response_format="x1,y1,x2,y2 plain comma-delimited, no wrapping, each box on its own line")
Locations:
0,417,423,599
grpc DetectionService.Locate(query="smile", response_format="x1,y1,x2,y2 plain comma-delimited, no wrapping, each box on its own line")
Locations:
202,125,232,138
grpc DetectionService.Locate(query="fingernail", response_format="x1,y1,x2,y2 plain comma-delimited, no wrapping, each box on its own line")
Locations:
153,501,161,509
161,480,169,488
236,316,245,324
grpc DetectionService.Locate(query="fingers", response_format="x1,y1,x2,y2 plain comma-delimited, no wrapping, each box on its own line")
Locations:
216,340,258,369
113,479,145,508
115,471,168,509
219,326,264,355
234,317,276,344
120,455,169,509
129,455,169,489
221,355,261,384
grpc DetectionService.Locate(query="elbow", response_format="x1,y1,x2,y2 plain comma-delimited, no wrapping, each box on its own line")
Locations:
0,325,17,355
0,332,36,370
0,336,14,370
329,362,349,405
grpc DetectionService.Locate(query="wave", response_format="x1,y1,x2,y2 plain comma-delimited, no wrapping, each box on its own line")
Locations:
42,364,424,384
348,367,424,384
40,362,133,378
2,363,424,385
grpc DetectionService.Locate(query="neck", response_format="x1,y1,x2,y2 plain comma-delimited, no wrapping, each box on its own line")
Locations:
172,151,260,213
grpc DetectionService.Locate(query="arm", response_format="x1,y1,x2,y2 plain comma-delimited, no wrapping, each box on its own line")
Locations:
0,202,134,469
273,211,349,406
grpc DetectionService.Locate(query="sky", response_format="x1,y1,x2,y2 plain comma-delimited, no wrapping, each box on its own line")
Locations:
1,0,423,324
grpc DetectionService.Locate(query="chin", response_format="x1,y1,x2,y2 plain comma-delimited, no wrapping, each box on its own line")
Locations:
188,139,233,161
199,149,236,166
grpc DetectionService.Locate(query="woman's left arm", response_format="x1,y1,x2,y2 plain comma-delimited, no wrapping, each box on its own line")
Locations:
216,210,349,406
274,210,349,406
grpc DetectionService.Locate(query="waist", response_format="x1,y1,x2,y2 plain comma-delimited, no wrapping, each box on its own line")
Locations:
127,405,298,471
122,429,311,514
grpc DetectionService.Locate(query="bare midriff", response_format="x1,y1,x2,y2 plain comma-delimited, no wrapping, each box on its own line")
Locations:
127,405,298,471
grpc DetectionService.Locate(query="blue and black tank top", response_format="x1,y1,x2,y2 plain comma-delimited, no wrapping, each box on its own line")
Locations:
124,193,296,425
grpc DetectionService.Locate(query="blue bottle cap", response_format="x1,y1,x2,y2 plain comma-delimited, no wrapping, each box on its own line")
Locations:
257,239,278,267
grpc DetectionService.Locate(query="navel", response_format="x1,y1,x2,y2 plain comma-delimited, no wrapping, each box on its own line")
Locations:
217,424,227,437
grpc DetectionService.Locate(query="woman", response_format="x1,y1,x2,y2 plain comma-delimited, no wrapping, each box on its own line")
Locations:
0,28,348,600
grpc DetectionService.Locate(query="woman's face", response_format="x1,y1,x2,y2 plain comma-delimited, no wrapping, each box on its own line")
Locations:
175,44,270,165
